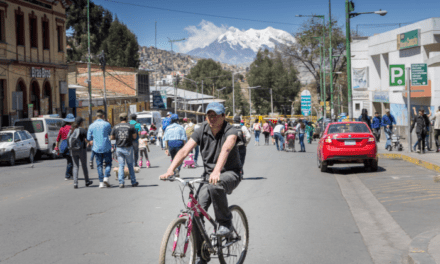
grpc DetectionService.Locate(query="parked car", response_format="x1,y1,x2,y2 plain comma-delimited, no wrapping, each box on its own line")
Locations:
0,126,37,166
136,111,162,129
14,116,63,159
317,122,378,172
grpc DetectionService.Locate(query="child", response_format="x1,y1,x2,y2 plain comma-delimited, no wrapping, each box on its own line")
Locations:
139,131,150,168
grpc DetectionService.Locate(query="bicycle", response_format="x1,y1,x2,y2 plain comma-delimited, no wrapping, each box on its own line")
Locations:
159,176,249,264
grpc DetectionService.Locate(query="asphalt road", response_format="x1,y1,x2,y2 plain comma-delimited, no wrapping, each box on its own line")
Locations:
1,138,436,264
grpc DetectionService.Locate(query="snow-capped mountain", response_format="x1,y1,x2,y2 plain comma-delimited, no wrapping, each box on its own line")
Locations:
187,26,295,65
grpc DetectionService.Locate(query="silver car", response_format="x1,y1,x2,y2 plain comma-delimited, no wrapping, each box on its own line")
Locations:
0,128,37,166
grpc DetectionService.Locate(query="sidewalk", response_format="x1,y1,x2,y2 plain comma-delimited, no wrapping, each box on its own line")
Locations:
377,140,440,174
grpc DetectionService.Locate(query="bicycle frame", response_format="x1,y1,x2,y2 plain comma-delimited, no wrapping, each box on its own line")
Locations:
172,187,218,257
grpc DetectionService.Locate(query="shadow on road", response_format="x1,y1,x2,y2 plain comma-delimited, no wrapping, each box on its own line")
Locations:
328,166,386,175
242,177,267,180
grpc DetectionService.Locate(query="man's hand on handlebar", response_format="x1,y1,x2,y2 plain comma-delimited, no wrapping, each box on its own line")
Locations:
159,170,175,180
209,171,221,185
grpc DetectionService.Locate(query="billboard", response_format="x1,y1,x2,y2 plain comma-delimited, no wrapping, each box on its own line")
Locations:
397,29,420,50
300,90,311,116
352,68,368,89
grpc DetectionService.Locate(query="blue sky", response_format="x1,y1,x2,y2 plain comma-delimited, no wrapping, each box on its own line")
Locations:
93,0,440,52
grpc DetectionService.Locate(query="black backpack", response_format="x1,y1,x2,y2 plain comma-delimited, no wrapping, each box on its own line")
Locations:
67,128,82,151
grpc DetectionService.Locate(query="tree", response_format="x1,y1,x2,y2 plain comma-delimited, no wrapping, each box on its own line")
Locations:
280,17,346,99
99,20,140,68
247,49,300,115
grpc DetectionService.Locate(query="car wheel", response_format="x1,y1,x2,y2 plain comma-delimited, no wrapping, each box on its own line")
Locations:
8,151,15,166
320,161,327,172
370,160,379,172
35,150,42,160
28,149,35,163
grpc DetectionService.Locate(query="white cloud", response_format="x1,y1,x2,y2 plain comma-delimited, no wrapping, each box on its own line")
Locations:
177,20,228,53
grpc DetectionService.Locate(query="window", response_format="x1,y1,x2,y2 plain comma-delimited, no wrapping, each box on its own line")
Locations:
16,13,25,46
355,103,361,111
30,17,38,48
14,132,21,142
42,20,49,49
57,26,63,52
0,10,5,42
18,131,28,140
15,120,44,133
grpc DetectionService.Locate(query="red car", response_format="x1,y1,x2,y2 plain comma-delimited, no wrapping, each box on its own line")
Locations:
317,122,378,172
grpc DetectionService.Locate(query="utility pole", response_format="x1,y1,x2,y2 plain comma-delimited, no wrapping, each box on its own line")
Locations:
346,0,353,120
232,71,235,116
329,0,334,120
201,80,204,113
99,50,107,117
322,16,326,119
167,37,185,114
87,0,92,125
270,88,274,115
155,21,157,91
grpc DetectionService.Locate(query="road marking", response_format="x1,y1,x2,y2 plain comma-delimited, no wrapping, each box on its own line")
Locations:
335,174,411,264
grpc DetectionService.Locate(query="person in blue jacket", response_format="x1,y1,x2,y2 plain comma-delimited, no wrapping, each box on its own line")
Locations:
382,109,397,150
358,109,371,128
371,112,382,142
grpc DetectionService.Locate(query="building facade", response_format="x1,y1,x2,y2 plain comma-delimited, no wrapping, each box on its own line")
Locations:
0,0,71,127
351,18,440,130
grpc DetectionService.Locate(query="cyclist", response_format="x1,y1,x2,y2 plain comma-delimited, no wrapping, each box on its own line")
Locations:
160,102,242,263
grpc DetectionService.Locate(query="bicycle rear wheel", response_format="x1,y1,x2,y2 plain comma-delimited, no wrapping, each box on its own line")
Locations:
218,205,249,264
159,217,196,264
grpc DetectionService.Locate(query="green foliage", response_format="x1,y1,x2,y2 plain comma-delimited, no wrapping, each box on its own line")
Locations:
247,49,300,115
66,0,139,68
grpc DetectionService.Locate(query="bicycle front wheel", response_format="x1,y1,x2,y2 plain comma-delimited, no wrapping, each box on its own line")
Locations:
218,205,249,264
159,217,196,264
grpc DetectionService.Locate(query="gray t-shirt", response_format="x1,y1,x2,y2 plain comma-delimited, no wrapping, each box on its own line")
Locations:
191,121,242,175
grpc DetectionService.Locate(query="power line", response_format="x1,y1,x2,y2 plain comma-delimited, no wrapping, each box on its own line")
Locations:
103,0,301,26
105,70,137,91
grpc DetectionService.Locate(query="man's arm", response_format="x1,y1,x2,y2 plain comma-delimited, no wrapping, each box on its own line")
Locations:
209,135,237,185
159,139,197,179
410,116,416,133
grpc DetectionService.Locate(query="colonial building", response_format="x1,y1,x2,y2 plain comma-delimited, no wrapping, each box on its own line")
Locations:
0,0,70,127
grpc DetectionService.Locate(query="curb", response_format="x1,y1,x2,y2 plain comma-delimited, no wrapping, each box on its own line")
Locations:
406,230,440,264
378,153,440,173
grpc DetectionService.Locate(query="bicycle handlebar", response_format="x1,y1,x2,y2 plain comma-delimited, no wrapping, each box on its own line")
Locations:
160,176,219,186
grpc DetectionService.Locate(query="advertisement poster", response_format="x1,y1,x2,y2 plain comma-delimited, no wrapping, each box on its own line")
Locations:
353,68,368,89
300,90,311,116
161,90,167,109
152,91,165,109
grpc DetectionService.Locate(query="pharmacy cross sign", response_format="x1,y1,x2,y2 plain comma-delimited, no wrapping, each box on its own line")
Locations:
390,65,405,86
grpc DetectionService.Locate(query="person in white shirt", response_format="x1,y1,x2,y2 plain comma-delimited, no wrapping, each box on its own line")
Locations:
295,119,306,152
273,120,285,151
232,116,251,174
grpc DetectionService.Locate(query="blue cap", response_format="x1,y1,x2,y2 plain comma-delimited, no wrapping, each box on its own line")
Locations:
171,114,179,120
206,102,225,115
63,113,75,122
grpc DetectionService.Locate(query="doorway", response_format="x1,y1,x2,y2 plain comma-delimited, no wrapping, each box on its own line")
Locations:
16,80,27,118
43,82,52,114
31,80,40,116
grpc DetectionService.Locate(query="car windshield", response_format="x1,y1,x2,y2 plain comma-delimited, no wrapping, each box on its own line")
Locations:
327,123,370,134
0,132,13,142
137,117,152,125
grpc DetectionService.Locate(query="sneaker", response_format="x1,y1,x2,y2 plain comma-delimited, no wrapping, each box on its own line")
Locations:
99,182,105,188
416,149,421,153
103,177,111,187
217,225,232,237
195,257,208,264
65,177,72,181
119,184,125,188
86,180,93,187
132,182,139,187
437,148,440,153
89,161,94,169
73,184,78,189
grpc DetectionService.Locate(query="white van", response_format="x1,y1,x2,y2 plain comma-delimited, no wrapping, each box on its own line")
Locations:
14,116,63,159
135,111,161,130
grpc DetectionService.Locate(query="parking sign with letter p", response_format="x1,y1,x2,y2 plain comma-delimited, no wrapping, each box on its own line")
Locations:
390,65,405,86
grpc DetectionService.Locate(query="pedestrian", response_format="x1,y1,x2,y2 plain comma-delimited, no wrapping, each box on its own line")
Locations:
138,131,150,168
371,112,382,142
358,109,372,129
410,109,430,154
68,117,93,189
431,107,440,152
111,113,139,188
270,121,275,145
87,110,113,188
382,109,396,151
157,125,164,149
296,119,306,152
55,113,75,181
273,120,285,151
88,109,105,169
262,120,271,145
305,122,314,144
129,114,141,166
162,112,172,133
232,115,251,175
163,114,187,177
193,120,201,166
252,119,261,146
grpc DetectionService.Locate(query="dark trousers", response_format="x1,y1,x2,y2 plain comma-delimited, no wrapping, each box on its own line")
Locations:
63,153,73,179
417,132,426,151
132,141,139,165
238,146,246,174
434,129,440,149
140,148,148,160
263,132,270,145
71,148,90,185
169,145,183,171
193,171,241,256
373,128,381,142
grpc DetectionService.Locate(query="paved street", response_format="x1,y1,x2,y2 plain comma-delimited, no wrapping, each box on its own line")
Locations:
1,139,440,263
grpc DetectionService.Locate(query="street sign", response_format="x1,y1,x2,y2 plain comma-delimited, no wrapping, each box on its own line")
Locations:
320,101,324,106
411,64,428,86
300,90,311,116
390,65,405,86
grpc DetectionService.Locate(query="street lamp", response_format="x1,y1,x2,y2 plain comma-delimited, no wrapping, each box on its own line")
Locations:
346,0,387,120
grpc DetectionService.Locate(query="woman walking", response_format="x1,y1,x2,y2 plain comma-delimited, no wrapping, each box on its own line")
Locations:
69,117,93,189
296,119,306,152
55,114,75,180
273,120,285,151
262,120,271,145
253,118,261,146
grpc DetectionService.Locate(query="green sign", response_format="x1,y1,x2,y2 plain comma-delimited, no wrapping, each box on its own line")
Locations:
390,65,406,86
397,29,420,50
411,64,428,86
